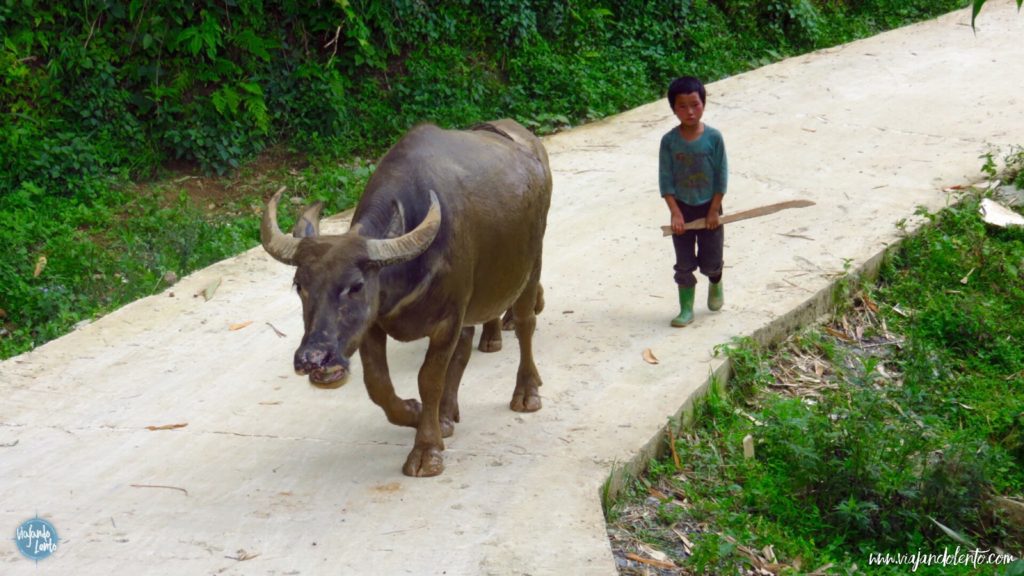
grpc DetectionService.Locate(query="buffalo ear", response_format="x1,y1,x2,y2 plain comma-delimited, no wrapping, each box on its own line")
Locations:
384,199,406,238
366,190,441,267
292,201,325,238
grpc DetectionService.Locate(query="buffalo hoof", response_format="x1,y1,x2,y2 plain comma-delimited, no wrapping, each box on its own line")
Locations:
403,446,444,477
510,392,542,412
440,416,456,438
479,319,503,353
478,337,502,353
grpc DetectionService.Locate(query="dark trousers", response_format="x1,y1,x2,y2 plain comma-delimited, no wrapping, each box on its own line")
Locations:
671,201,724,287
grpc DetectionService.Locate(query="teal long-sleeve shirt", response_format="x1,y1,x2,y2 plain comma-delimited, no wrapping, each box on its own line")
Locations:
658,124,728,206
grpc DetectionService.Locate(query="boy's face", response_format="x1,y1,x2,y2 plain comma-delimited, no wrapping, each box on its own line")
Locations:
673,92,704,128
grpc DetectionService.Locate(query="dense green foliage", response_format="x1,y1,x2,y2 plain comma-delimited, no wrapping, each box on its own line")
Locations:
1,0,967,180
0,0,968,357
612,189,1024,573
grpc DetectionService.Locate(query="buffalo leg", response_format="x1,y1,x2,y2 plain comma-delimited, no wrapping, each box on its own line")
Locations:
440,326,473,437
478,318,502,352
499,283,544,333
360,324,421,428
404,320,460,477
510,276,543,412
500,308,515,331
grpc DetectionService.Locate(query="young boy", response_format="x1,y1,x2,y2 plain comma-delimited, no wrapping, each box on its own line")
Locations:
659,76,728,327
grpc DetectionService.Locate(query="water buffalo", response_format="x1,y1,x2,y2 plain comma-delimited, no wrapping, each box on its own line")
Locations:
261,119,551,477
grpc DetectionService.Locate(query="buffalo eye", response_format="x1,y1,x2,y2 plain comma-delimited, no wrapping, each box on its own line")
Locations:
339,282,363,298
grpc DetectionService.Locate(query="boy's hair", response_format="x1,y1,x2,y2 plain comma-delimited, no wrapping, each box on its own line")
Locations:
667,76,706,108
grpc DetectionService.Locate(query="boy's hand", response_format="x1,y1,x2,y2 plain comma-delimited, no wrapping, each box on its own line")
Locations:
671,212,686,235
705,210,720,230
706,193,724,230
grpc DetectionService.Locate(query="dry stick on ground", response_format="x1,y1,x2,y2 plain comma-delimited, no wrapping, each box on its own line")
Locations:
625,552,677,570
145,422,188,431
666,424,682,469
130,484,189,496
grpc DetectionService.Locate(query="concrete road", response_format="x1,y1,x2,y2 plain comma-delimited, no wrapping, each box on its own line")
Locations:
2,3,1022,574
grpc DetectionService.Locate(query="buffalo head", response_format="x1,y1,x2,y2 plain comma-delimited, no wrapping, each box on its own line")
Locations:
261,187,441,388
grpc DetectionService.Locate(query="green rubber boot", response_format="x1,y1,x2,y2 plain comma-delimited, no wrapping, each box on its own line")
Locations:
708,280,724,311
671,286,696,327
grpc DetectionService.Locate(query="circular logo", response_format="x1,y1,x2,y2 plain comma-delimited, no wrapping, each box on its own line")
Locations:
15,517,59,562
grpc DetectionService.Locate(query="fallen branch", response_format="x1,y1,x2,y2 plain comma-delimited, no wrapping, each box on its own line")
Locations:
130,484,189,496
266,322,287,338
146,422,188,431
625,552,676,570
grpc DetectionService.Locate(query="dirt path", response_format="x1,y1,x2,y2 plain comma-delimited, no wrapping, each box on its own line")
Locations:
2,3,1023,574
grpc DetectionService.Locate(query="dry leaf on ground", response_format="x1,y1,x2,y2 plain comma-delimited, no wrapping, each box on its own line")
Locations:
34,255,47,278
642,348,659,365
198,277,222,301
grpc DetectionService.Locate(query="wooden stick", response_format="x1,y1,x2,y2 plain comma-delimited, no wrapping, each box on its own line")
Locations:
130,484,189,496
625,552,677,570
667,425,682,470
661,199,815,236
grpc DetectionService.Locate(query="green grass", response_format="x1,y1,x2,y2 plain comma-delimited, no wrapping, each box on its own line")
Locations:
608,186,1024,574
0,158,372,358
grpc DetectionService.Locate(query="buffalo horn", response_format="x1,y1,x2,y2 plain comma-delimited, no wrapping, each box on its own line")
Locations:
366,190,441,266
261,186,303,265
